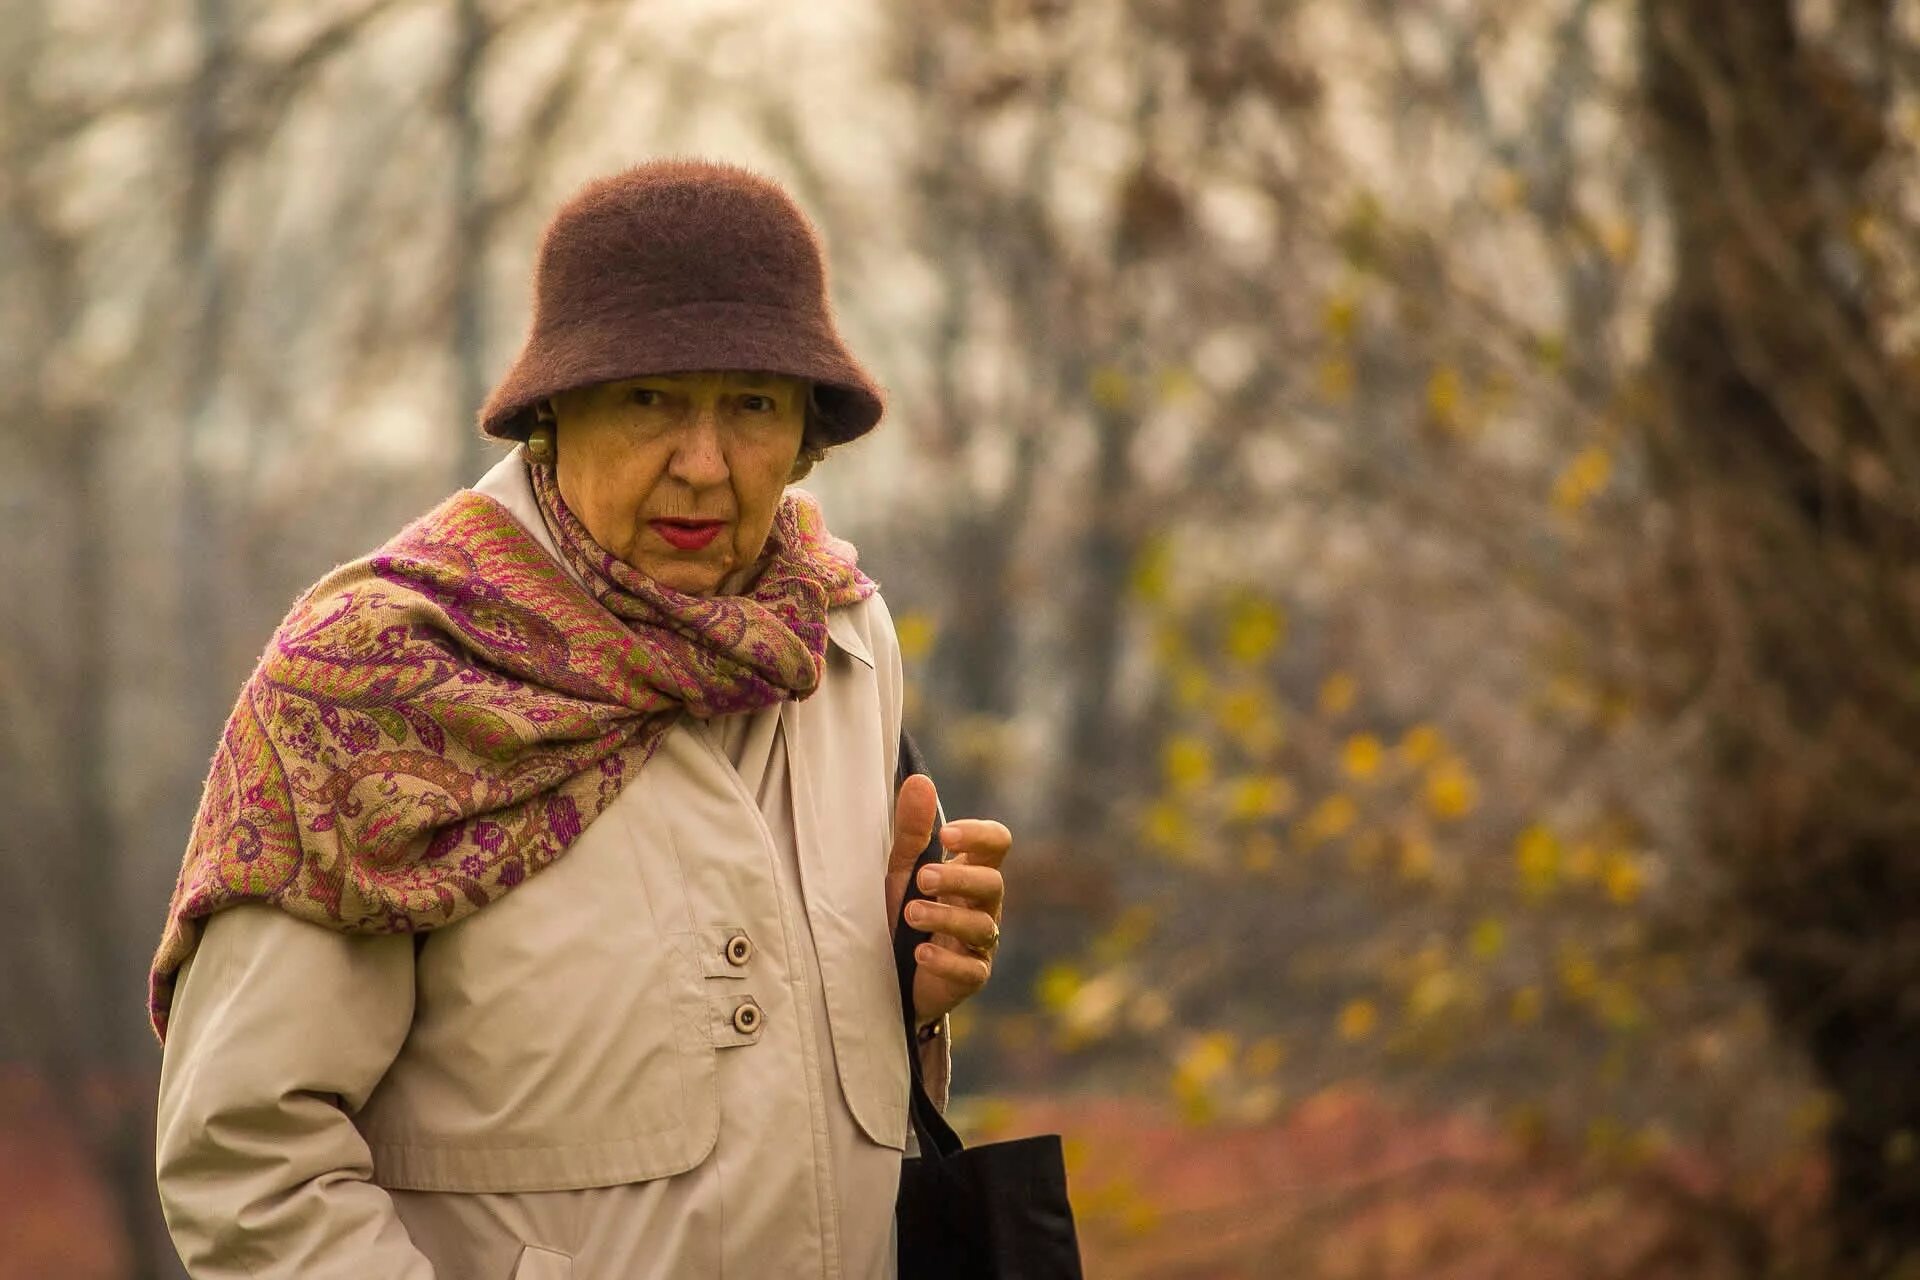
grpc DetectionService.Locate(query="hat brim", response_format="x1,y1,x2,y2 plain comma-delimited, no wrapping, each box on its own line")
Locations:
477,299,884,446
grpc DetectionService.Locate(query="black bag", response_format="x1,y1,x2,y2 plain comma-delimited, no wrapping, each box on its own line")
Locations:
893,730,1084,1280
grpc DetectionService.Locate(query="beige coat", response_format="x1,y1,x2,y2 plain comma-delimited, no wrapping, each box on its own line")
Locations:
155,453,951,1279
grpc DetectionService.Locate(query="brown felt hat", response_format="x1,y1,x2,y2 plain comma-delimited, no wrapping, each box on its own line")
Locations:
478,157,885,445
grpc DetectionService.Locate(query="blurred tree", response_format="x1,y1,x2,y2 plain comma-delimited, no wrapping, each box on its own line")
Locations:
1638,0,1920,1273
872,1,1881,1273
1,2,627,1273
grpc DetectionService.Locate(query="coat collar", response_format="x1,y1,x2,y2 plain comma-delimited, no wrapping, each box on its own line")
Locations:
470,450,871,668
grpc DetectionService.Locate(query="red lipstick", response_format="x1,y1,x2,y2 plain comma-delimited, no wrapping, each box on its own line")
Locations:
650,519,724,551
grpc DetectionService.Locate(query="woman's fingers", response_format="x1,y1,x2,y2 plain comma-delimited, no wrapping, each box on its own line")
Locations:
890,775,940,877
906,814,1011,1024
903,898,999,951
938,818,1011,869
915,861,1003,910
885,774,940,933
914,940,990,992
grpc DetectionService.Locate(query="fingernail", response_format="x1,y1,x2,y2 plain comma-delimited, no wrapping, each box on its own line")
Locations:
939,824,961,846
906,902,927,924
918,867,941,891
917,943,936,960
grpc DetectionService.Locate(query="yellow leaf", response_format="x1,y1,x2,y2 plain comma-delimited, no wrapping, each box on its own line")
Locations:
1173,1031,1238,1126
1131,538,1174,602
1227,774,1296,822
1341,733,1384,781
1216,687,1264,733
1225,597,1287,663
1141,800,1188,854
1337,998,1378,1042
1468,916,1506,961
1090,365,1132,410
1322,291,1358,341
1155,365,1199,402
1405,970,1461,1022
1552,446,1613,512
1319,671,1358,718
1602,851,1644,905
1509,985,1544,1025
1397,723,1445,765
894,611,937,661
1035,964,1083,1012
1162,735,1213,792
1300,793,1358,844
1423,759,1479,820
1426,365,1465,429
1515,824,1561,896
1218,687,1284,755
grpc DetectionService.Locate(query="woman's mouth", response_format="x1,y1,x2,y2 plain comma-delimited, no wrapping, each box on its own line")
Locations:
649,518,725,551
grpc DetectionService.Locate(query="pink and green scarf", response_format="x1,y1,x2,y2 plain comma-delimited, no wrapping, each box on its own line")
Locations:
148,460,873,1040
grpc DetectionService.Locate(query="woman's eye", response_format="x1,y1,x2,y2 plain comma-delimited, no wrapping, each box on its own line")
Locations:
629,388,663,407
742,394,774,413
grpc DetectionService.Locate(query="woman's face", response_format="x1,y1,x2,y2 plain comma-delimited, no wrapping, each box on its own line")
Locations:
548,370,809,597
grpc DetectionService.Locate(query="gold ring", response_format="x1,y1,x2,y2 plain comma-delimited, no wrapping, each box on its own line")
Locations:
966,920,1000,959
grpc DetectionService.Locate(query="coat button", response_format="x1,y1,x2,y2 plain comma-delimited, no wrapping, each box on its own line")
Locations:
724,933,753,966
732,998,764,1036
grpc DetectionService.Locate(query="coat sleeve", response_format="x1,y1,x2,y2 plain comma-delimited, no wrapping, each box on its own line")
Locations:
870,592,954,1114
155,903,434,1280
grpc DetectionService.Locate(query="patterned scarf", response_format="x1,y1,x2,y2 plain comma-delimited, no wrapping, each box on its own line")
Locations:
148,459,874,1040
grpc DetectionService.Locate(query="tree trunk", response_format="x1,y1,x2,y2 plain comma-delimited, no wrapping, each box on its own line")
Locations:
1638,1,1920,1272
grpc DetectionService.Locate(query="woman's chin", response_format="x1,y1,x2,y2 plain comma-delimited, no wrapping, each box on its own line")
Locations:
629,554,728,598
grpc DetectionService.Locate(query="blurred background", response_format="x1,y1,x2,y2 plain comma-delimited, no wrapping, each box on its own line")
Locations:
6,0,1920,1276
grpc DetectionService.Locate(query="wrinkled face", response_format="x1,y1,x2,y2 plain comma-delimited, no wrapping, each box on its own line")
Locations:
548,370,809,597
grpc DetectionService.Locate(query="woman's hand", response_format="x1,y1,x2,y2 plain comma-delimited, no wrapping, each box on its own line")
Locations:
885,774,1009,1029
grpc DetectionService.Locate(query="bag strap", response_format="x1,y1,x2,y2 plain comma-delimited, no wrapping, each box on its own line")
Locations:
894,727,966,1162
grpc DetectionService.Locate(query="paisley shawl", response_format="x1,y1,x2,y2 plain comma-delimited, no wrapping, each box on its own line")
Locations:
149,469,874,1040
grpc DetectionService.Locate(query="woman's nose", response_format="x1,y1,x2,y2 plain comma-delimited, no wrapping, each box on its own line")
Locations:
667,407,729,486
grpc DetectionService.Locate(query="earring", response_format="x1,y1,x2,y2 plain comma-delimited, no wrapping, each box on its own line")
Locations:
525,423,556,465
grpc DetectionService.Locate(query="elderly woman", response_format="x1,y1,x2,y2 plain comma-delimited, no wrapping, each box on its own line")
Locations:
150,158,1010,1280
